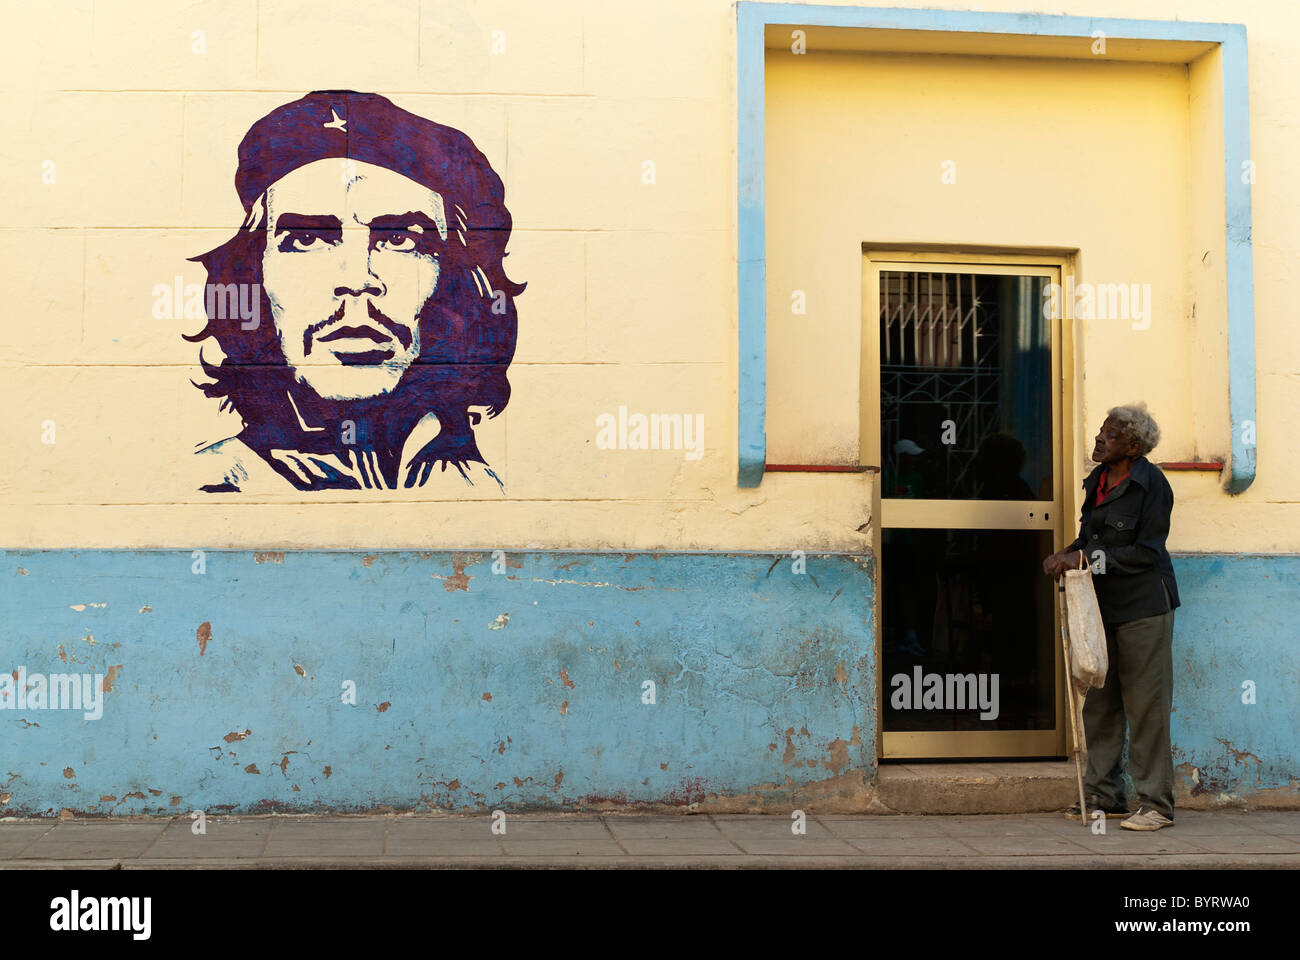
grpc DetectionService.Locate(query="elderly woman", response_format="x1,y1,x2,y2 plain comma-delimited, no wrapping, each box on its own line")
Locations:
1042,403,1180,831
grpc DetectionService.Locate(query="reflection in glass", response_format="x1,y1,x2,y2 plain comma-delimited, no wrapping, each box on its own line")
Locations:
881,527,1056,733
880,272,1052,500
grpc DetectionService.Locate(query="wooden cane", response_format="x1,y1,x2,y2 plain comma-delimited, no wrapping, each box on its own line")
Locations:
1059,562,1089,828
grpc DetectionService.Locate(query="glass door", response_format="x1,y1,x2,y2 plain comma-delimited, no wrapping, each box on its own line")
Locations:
862,257,1066,759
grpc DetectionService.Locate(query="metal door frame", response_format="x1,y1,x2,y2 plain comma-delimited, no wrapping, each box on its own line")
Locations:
862,248,1077,760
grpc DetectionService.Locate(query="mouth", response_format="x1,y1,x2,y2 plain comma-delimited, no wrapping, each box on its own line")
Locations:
313,324,398,365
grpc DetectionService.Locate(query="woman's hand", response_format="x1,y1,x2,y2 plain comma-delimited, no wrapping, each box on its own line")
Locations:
1042,549,1085,579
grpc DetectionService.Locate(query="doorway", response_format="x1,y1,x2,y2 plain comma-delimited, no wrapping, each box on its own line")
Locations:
862,253,1069,759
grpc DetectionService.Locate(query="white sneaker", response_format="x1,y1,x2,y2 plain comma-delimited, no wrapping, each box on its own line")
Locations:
1120,807,1174,831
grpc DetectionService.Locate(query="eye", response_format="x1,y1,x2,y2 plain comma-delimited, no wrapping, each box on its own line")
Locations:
373,229,417,252
278,229,341,252
372,224,436,255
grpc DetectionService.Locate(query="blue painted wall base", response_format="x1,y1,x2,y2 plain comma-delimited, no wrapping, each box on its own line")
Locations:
2,551,1294,815
1163,555,1300,807
2,551,876,815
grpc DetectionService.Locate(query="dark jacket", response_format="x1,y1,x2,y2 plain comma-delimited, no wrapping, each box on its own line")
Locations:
1066,455,1180,625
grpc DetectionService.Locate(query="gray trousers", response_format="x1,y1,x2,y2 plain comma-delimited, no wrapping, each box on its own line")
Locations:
1081,584,1176,819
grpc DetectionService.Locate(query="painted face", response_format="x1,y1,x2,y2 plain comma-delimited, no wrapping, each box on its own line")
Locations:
261,159,449,401
1092,417,1137,464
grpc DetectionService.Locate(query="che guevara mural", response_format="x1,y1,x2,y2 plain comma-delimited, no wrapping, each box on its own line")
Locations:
186,91,522,493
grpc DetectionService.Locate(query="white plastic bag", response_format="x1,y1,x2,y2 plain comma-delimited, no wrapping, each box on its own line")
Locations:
1063,555,1108,689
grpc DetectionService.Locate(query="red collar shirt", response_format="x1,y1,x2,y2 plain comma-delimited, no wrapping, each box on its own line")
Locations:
1096,466,1132,505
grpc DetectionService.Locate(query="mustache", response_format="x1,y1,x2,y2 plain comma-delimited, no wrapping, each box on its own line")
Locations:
303,301,414,355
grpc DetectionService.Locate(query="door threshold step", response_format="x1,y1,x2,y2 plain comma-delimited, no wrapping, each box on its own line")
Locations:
878,761,1077,815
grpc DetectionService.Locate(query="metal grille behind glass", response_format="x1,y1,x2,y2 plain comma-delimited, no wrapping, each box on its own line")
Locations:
880,271,1051,501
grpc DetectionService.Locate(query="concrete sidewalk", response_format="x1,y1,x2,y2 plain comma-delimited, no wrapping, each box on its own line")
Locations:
4,810,1299,868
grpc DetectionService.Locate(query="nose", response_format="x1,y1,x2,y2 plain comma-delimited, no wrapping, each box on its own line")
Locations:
334,226,385,298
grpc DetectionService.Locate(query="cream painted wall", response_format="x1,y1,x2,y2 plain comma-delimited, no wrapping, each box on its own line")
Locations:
0,0,1295,552
766,50,1191,465
766,48,1201,553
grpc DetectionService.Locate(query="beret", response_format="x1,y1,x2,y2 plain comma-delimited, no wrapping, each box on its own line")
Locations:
234,90,497,216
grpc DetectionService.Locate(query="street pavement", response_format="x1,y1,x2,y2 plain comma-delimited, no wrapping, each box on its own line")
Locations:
2,809,1298,868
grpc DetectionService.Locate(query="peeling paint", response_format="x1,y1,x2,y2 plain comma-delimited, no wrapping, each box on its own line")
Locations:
529,578,653,591
100,665,121,693
293,663,306,677
823,725,863,776
197,621,211,656
377,701,391,712
1217,738,1263,767
436,555,474,593
223,729,251,743
253,551,285,564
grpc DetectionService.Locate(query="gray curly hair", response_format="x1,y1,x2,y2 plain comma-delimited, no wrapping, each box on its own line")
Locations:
1107,402,1161,457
